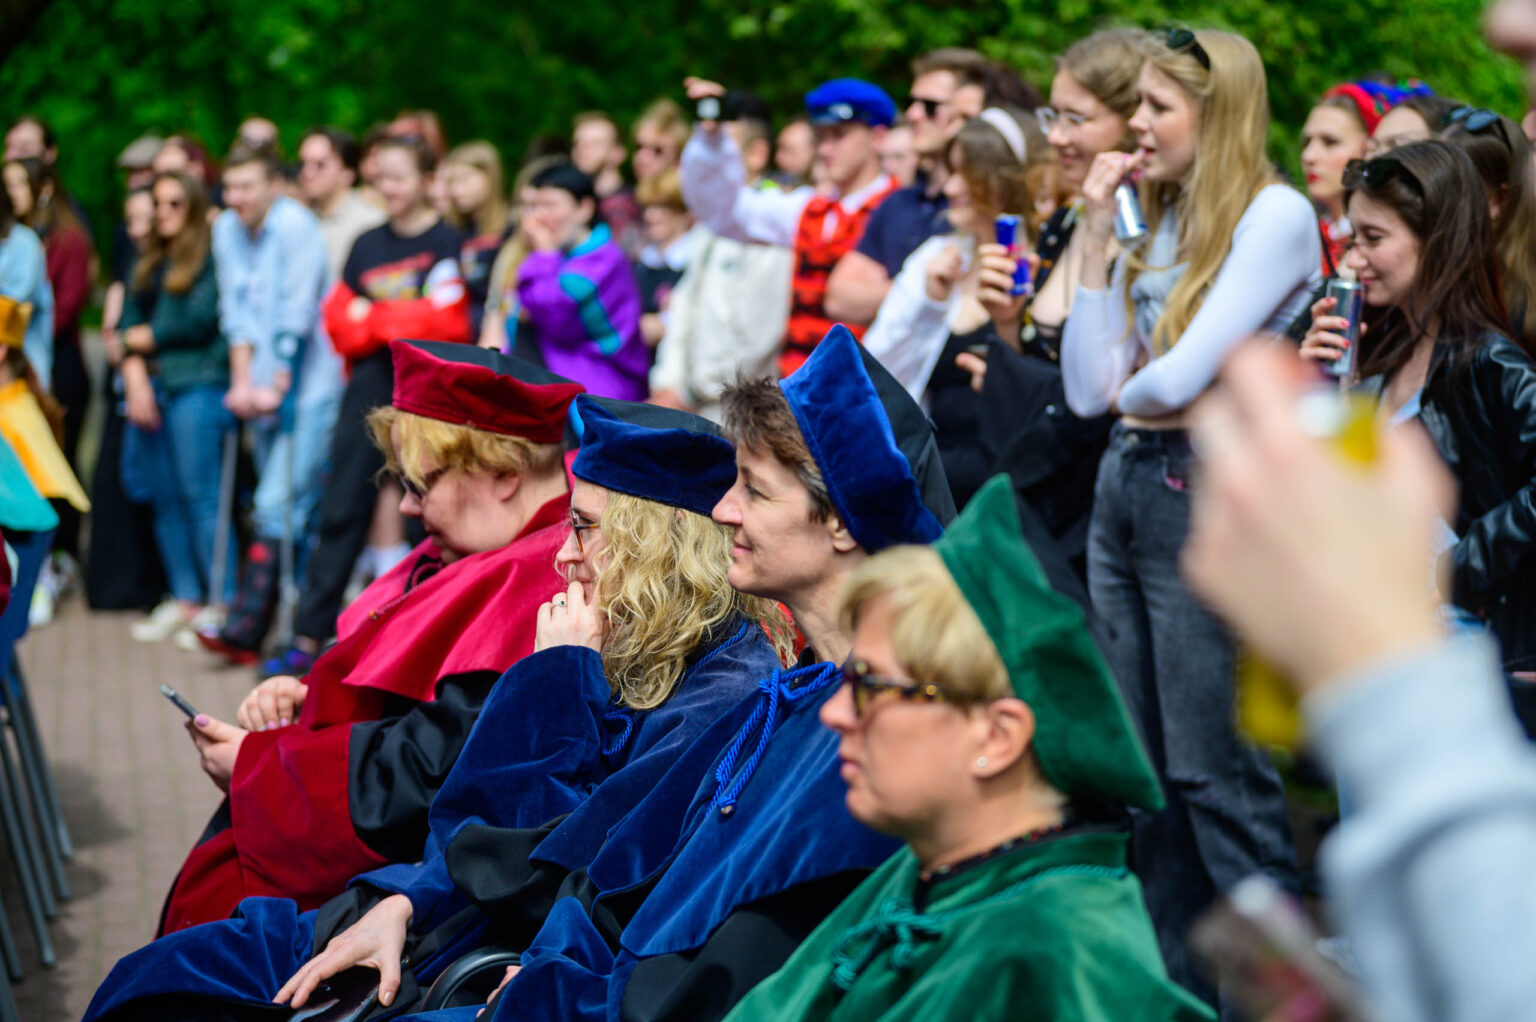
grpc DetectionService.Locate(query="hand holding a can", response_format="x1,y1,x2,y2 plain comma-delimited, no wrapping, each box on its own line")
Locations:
977,241,1038,348
1301,293,1367,371
1079,149,1146,243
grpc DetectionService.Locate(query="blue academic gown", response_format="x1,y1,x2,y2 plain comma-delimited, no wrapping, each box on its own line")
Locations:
412,659,900,1022
83,621,777,1021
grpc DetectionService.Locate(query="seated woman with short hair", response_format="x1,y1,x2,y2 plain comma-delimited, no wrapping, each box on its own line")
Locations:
163,340,579,933
725,476,1214,1021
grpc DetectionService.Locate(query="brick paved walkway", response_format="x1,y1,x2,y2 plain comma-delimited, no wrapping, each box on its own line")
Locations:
1,598,261,1020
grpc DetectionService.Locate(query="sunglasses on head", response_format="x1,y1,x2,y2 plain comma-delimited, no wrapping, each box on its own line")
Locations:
839,658,958,717
1164,27,1212,71
1448,106,1513,149
1343,155,1424,196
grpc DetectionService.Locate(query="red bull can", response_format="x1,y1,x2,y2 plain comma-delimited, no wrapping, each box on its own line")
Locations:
993,214,1031,296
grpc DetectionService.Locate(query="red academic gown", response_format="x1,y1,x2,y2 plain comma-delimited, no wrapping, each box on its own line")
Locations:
159,495,568,933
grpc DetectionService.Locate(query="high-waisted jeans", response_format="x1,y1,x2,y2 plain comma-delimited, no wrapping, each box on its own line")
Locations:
128,385,238,605
1087,423,1298,1013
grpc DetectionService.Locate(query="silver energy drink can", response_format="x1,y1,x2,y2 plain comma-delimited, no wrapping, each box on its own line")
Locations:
1322,278,1364,378
1113,183,1148,245
993,214,1031,295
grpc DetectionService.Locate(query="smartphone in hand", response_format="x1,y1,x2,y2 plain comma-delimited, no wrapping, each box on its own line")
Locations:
159,684,199,720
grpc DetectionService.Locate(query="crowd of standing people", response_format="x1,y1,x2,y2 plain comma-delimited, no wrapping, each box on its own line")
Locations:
0,8,1534,1020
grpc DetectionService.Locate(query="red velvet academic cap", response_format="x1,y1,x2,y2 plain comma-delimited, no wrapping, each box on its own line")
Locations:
390,340,584,443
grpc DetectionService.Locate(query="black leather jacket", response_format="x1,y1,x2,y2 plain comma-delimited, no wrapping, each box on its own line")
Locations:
1417,332,1536,668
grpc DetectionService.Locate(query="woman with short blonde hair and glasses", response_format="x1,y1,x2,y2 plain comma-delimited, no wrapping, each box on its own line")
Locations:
726,478,1212,1021
1061,28,1320,1010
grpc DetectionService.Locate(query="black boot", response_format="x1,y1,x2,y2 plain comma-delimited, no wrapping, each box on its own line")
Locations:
201,537,282,662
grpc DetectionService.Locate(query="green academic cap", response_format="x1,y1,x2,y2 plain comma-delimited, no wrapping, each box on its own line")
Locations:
935,476,1164,811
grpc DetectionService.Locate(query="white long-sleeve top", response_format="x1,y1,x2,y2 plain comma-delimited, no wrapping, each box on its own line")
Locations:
1062,184,1320,418
649,227,792,421
678,126,894,248
1308,633,1536,1022
862,234,974,404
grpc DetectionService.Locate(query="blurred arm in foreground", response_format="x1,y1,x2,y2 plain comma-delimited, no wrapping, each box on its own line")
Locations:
1183,343,1536,1022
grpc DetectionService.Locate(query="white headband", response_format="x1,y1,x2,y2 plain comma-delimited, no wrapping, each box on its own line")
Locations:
978,108,1027,163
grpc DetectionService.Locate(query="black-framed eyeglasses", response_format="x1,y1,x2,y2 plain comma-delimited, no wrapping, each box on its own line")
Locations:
839,658,956,717
568,507,600,553
907,94,946,119
1448,106,1513,150
1164,27,1212,71
395,465,447,501
1343,156,1424,197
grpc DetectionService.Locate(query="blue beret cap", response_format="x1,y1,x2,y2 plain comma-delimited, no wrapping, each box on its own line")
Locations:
779,325,944,552
804,78,897,128
571,396,738,517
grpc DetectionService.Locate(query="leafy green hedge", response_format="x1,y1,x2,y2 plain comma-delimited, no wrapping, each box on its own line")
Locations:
3,0,1524,260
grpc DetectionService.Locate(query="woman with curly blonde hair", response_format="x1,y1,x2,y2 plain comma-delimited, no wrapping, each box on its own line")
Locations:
99,395,790,1021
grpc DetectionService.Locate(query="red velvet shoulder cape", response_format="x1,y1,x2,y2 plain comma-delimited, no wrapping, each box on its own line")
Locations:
160,493,569,932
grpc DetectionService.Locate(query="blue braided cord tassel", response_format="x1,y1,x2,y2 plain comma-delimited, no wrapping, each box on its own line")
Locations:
710,661,839,816
602,704,636,758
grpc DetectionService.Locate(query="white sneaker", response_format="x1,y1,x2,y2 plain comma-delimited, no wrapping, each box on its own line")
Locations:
131,599,189,642
175,606,225,651
28,568,56,627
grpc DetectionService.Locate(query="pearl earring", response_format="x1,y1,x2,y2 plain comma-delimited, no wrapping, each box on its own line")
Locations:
975,756,989,768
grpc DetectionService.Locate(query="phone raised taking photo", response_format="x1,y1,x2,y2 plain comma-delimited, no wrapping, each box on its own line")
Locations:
159,684,199,720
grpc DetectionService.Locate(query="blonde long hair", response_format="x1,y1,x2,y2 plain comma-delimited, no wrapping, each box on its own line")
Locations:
444,141,510,237
594,493,793,710
1127,30,1279,354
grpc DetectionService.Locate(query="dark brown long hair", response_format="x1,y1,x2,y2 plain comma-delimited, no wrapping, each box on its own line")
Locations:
1442,112,1536,343
133,171,210,296
1346,140,1520,383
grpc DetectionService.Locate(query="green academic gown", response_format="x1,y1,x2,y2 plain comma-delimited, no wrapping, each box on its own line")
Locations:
725,827,1215,1021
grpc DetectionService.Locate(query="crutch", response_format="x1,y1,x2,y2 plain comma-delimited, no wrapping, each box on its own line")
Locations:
271,400,298,650
209,428,240,615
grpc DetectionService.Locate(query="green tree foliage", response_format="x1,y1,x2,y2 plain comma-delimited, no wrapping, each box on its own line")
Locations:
1,0,1525,258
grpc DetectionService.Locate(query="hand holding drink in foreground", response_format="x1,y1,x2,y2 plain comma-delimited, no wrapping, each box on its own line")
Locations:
1180,342,1453,696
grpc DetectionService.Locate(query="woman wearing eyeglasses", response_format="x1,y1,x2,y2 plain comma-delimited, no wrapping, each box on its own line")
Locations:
88,389,792,1022
1026,29,1145,353
1442,107,1536,344
114,171,238,645
1301,141,1536,672
158,341,575,933
1062,28,1320,1007
724,478,1212,1021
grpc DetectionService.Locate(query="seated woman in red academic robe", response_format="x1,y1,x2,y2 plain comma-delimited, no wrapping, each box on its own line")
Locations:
161,339,582,933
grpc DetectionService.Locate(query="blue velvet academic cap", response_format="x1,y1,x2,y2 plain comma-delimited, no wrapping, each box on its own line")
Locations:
805,79,897,128
779,325,945,552
571,396,738,516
